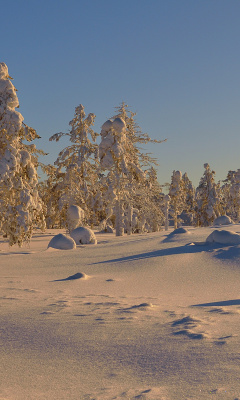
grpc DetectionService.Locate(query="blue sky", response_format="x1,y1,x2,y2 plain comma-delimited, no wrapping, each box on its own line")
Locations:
2,0,240,187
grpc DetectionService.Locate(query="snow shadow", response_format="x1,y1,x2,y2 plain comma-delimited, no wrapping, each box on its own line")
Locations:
92,243,220,265
51,272,87,282
192,299,240,307
213,245,240,262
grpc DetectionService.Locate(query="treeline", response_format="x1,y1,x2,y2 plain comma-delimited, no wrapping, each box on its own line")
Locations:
0,62,238,246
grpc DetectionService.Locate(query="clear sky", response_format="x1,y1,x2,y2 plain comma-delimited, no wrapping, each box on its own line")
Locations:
1,0,240,187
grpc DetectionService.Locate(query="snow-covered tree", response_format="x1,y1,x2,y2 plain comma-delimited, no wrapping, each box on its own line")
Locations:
223,169,240,221
195,163,221,226
99,103,165,235
169,170,185,229
0,62,46,245
132,167,165,233
164,194,171,231
182,172,196,225
49,104,99,227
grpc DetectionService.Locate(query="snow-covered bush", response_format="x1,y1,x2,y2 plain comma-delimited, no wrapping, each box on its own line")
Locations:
70,226,97,244
0,62,46,246
47,234,76,250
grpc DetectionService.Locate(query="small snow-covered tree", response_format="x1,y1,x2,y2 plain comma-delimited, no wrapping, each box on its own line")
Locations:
0,63,46,246
195,163,221,226
49,104,99,227
169,170,185,229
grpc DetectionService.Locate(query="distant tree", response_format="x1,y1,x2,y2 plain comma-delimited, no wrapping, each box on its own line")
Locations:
169,170,185,229
49,104,99,227
0,62,46,245
223,169,240,221
182,172,196,225
195,163,221,226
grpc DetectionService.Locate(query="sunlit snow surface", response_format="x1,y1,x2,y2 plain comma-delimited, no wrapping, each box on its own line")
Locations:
1,225,240,399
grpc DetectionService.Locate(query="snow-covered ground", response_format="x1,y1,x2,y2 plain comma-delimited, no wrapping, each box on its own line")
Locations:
1,225,240,399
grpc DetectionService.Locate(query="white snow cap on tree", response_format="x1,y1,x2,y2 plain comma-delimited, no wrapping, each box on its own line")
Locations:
0,62,8,78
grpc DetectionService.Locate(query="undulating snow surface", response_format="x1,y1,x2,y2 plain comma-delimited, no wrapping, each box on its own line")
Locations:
1,226,240,399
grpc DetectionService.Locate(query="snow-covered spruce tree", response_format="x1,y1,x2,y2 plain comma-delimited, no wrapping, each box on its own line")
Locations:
168,170,185,229
195,163,221,226
132,166,165,233
182,172,196,225
99,103,165,236
0,63,46,246
49,104,99,228
223,169,240,221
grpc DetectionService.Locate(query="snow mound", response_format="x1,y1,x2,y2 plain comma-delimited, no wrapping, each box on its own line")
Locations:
213,215,232,226
171,228,190,235
70,227,97,245
206,230,240,245
47,234,76,250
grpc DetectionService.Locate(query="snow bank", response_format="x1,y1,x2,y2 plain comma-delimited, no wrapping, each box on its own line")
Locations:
70,227,97,244
206,229,240,245
213,215,232,226
47,234,76,250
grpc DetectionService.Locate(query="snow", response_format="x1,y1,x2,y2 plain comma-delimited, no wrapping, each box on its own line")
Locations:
170,227,190,234
206,229,240,245
0,62,8,78
112,117,126,133
70,226,97,244
1,225,240,399
213,215,232,225
101,119,113,134
47,233,76,250
66,205,84,231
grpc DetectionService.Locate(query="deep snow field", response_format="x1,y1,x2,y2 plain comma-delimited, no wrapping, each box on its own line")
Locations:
1,225,240,400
